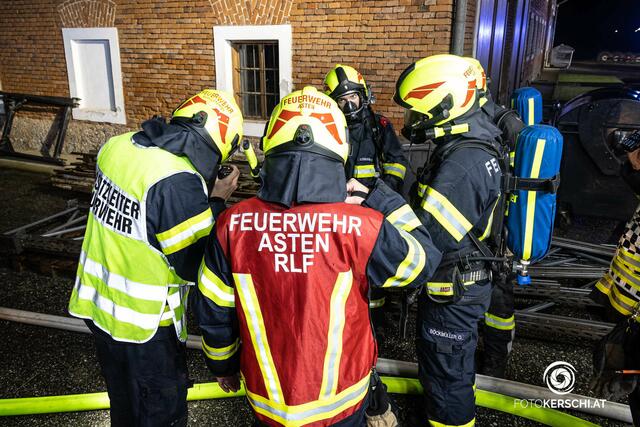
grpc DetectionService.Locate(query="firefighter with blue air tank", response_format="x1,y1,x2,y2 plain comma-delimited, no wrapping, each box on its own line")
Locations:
466,57,525,379
67,89,244,426
394,54,506,427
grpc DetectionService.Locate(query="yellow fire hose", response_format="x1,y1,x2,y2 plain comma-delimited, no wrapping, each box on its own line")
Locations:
0,376,598,425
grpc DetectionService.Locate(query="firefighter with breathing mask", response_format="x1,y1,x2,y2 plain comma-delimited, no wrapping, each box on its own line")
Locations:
395,54,505,427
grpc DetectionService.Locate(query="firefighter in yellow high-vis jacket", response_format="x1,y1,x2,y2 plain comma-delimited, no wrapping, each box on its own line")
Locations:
68,89,243,426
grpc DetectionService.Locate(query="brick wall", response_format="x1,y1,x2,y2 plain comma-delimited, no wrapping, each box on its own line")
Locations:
290,0,455,127
0,0,457,153
463,0,477,56
0,1,69,101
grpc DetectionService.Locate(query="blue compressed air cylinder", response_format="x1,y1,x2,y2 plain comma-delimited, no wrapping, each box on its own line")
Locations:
506,125,563,283
511,87,543,126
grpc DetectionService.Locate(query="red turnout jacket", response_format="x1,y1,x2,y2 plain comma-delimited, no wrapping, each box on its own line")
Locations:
193,181,441,427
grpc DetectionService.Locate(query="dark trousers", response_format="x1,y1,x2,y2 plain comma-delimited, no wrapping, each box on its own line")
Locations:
481,278,515,378
625,314,640,427
88,322,189,427
416,280,492,426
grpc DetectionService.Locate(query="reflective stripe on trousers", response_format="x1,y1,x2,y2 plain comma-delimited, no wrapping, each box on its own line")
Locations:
483,312,515,331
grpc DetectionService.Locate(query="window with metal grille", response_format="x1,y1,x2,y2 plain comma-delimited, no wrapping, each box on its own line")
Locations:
232,42,280,120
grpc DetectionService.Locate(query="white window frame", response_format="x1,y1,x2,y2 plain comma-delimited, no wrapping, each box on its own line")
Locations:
214,25,292,137
62,27,126,125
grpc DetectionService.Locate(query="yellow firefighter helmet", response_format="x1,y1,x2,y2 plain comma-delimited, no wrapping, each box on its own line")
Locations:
172,89,243,161
262,86,349,163
323,64,370,100
394,54,480,126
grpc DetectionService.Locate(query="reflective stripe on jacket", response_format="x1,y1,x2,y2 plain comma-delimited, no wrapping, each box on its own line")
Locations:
68,132,210,343
194,181,441,426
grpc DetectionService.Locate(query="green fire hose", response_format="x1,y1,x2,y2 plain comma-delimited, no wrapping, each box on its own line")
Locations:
382,377,598,426
0,376,598,426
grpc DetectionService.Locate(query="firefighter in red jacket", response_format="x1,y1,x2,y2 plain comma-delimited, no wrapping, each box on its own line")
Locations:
192,86,441,426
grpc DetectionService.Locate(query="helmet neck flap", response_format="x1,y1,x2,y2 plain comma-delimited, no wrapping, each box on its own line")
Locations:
257,151,347,207
134,116,222,185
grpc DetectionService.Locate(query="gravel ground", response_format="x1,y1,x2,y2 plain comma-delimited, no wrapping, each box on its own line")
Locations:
0,168,631,426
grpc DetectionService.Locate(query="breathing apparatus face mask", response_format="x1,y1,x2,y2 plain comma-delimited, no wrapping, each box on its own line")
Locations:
342,100,360,116
402,110,430,144
338,92,365,122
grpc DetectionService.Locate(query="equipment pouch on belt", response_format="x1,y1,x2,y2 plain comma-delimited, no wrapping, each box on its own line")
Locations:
426,264,467,304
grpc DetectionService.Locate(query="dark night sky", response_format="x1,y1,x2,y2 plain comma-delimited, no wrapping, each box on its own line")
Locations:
554,0,640,60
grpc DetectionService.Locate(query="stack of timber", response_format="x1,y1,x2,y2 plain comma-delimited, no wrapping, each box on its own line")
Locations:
51,152,96,193
51,151,260,202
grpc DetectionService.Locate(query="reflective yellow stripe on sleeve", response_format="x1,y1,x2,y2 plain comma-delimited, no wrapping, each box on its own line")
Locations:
156,208,214,255
381,224,426,288
198,262,235,308
382,162,406,179
353,164,377,178
387,204,422,232
202,337,240,361
421,186,473,242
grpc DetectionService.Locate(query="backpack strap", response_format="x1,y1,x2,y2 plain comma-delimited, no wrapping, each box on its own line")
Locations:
502,174,561,193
